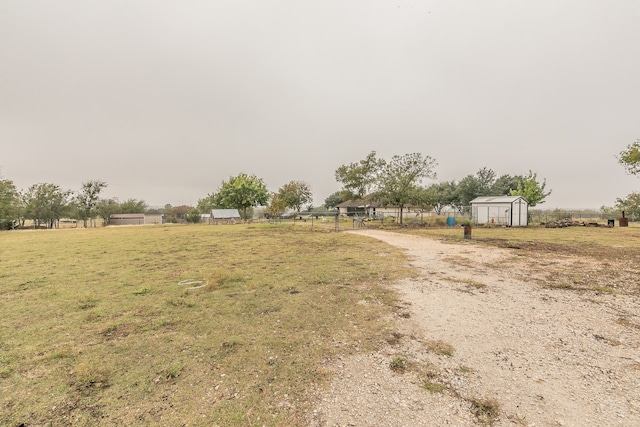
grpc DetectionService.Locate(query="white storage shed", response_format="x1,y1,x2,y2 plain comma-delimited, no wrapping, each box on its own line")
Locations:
470,196,528,227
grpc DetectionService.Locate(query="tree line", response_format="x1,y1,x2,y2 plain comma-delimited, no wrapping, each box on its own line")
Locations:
0,153,550,229
0,179,149,230
325,152,550,224
6,139,639,230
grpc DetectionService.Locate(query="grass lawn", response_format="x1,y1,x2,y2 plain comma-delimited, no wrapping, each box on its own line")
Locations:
0,224,412,426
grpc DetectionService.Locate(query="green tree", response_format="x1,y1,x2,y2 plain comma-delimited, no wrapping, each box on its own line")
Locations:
335,151,386,200
196,194,219,213
119,199,148,214
456,168,497,206
166,205,192,223
278,181,313,214
23,183,73,229
0,178,20,229
208,173,269,219
371,153,437,224
615,192,640,219
510,171,552,207
75,180,107,228
492,174,523,196
267,192,287,218
185,208,202,223
324,191,348,209
96,198,121,225
618,140,640,176
423,181,459,214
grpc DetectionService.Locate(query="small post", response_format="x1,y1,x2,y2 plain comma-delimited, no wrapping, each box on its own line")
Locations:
464,224,472,239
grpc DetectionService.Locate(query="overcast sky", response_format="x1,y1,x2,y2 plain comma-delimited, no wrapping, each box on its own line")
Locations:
1,1,639,209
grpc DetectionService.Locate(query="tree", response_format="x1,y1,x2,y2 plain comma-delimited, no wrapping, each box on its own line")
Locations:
119,199,148,214
423,181,459,214
0,178,20,229
509,171,551,207
185,208,202,223
75,180,107,228
196,194,218,213
96,198,120,225
277,181,313,214
23,183,73,229
618,140,640,176
335,151,386,200
456,168,498,206
166,205,192,223
371,153,437,224
267,192,287,218
615,192,640,219
492,174,524,196
324,191,348,209
208,173,269,219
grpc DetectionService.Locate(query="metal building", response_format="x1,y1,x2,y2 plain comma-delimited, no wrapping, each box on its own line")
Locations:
470,196,528,227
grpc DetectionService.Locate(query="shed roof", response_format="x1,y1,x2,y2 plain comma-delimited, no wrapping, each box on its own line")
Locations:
470,196,527,204
335,199,381,208
211,209,241,219
110,213,146,219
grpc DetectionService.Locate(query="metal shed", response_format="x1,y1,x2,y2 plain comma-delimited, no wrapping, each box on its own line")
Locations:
210,209,241,224
109,213,163,225
470,196,528,227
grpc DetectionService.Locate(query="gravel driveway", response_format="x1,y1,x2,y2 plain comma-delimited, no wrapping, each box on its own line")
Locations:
310,230,640,426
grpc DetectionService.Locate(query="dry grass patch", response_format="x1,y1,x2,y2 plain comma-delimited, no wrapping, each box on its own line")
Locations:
470,396,501,425
424,339,455,357
0,224,411,426
400,225,640,295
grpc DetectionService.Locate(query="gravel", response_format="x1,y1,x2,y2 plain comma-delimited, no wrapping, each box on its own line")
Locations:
309,230,640,426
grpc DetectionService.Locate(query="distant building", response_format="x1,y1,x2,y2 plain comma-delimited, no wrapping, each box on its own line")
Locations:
470,196,528,227
210,209,241,224
109,213,163,226
335,200,381,216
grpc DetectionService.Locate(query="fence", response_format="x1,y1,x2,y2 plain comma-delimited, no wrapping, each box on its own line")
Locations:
257,208,637,231
528,209,637,225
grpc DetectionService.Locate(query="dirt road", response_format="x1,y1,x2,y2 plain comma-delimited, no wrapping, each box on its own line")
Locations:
311,230,640,426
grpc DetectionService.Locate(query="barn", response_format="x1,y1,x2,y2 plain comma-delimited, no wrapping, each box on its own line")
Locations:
210,209,241,224
470,196,528,227
109,213,163,225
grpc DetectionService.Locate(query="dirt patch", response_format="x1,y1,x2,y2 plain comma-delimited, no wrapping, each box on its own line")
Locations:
310,230,640,426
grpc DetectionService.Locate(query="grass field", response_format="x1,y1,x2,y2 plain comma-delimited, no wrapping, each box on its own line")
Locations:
0,224,412,426
2,222,639,426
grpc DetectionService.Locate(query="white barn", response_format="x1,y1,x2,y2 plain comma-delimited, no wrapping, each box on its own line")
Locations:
470,196,528,227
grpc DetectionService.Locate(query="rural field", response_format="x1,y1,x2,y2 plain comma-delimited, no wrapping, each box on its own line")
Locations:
1,222,639,426
0,224,412,426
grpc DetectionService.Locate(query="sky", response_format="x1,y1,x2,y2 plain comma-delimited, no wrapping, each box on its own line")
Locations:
1,0,639,210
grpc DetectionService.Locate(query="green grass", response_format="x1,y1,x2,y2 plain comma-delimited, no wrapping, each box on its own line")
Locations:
389,355,408,373
0,224,411,426
424,339,455,357
422,380,445,394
